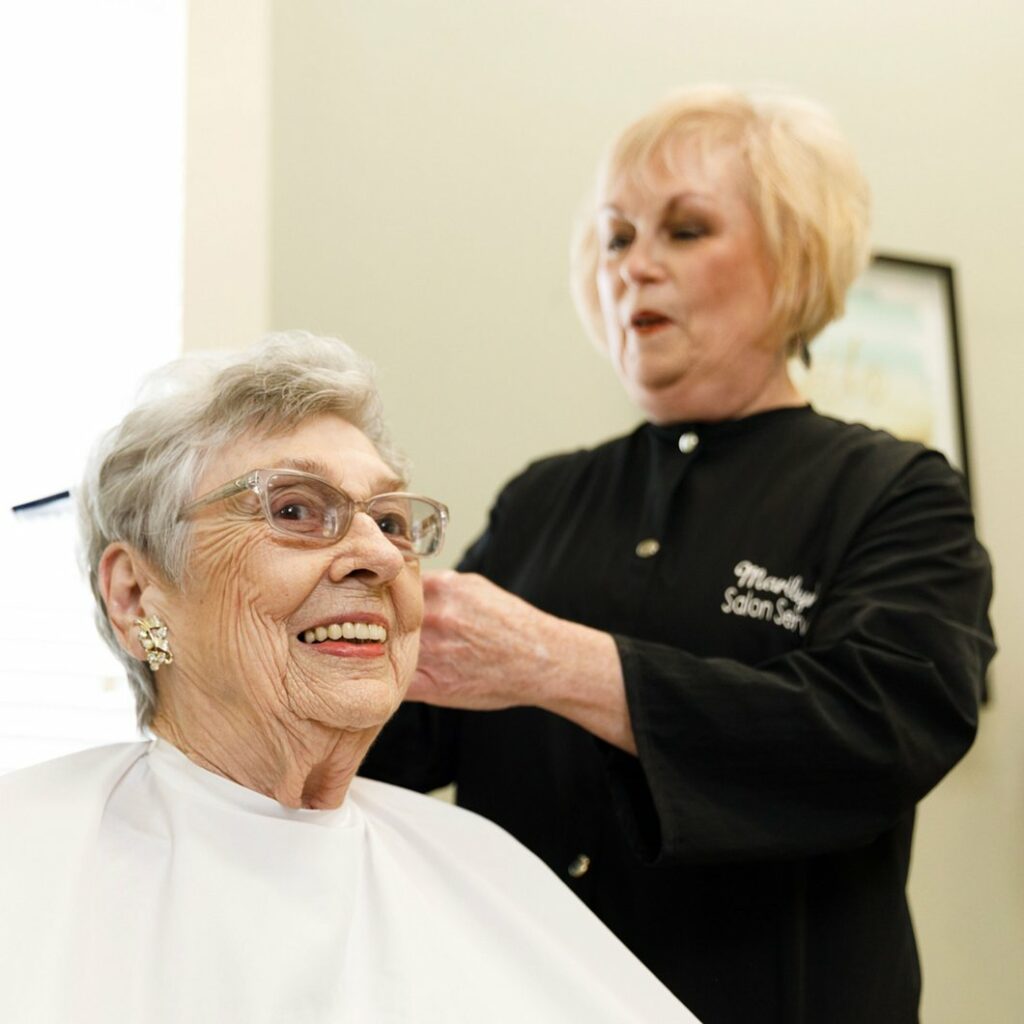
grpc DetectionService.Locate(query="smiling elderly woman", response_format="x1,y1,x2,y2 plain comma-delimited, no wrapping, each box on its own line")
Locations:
0,334,694,1023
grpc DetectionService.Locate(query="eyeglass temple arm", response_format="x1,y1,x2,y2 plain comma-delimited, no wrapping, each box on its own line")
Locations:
178,474,256,519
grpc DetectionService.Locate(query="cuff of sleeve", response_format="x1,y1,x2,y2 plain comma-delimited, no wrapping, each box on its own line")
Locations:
599,634,666,865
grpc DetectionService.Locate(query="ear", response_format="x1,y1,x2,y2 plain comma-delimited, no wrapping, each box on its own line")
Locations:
99,542,161,661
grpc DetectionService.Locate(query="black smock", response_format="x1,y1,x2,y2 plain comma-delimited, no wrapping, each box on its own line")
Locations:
361,406,995,1024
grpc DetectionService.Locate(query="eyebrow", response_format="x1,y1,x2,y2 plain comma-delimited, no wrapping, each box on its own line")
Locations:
274,457,405,494
598,191,713,217
276,456,334,476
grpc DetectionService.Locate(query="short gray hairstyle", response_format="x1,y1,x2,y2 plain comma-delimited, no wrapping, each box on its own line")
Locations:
77,331,407,729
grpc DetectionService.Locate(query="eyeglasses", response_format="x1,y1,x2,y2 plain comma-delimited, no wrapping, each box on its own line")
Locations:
179,468,448,558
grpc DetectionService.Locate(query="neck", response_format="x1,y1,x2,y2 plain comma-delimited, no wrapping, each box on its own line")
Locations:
151,690,378,810
642,360,805,425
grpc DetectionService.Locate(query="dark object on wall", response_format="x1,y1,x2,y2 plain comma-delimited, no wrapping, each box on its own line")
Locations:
799,253,971,497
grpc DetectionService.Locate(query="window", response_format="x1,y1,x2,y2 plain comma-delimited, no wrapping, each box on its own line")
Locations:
0,1,186,772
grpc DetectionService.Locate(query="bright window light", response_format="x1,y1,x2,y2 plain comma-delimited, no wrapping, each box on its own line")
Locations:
0,1,186,773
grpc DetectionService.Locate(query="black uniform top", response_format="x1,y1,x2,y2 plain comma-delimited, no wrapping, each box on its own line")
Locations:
361,407,995,1024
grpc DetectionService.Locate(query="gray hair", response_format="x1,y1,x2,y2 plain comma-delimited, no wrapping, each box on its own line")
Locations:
77,331,407,728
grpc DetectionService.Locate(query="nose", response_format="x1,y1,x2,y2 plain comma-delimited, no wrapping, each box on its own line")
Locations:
326,511,408,585
621,235,665,286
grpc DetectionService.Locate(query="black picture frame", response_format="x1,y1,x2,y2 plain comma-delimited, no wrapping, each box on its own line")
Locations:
797,253,972,497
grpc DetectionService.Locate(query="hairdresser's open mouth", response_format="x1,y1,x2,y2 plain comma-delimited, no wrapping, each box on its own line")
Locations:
630,310,672,333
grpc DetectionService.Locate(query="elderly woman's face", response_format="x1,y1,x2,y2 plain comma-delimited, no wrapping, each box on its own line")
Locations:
154,414,423,735
595,142,785,423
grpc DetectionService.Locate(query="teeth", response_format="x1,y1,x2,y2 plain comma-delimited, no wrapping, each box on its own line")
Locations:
301,622,388,644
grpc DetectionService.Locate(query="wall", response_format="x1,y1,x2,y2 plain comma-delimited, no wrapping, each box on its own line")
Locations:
183,0,272,350
186,2,1024,1019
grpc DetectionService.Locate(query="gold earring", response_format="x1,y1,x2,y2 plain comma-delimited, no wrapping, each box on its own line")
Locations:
135,615,173,672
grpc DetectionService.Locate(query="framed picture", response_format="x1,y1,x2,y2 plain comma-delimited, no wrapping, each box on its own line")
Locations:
794,254,971,494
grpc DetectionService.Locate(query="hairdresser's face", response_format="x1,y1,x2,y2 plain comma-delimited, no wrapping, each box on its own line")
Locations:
158,414,424,737
596,142,792,423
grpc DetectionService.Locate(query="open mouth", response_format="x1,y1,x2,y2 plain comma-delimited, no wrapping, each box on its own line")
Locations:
299,622,388,645
630,311,671,332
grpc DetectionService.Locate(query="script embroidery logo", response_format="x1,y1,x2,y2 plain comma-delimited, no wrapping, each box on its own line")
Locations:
720,560,818,636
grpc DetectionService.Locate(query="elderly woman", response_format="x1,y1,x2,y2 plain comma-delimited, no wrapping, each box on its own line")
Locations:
361,87,996,1023
0,334,695,1023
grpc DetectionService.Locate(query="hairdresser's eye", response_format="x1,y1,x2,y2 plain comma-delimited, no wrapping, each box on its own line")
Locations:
669,223,706,242
599,219,635,254
597,213,634,256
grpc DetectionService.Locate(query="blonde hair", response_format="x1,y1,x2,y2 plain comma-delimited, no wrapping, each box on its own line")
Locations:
77,331,407,728
571,84,871,356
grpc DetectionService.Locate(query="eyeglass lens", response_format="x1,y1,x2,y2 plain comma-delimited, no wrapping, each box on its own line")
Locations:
264,473,443,556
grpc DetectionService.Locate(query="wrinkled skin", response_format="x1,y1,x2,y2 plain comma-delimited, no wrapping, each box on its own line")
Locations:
101,415,423,808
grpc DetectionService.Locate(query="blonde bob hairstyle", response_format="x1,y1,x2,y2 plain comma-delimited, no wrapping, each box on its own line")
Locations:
570,84,871,357
77,331,408,729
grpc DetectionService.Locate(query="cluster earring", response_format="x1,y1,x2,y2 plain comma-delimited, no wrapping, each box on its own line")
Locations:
135,615,173,672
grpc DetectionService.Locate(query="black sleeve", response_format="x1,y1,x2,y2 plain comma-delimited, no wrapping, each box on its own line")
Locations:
359,700,461,792
358,513,498,791
604,453,995,865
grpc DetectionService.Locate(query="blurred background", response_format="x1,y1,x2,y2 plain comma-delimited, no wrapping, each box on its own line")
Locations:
1,2,1020,1019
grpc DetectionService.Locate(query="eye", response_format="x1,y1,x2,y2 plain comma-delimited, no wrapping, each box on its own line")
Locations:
376,513,417,555
598,216,634,255
368,495,418,550
268,485,331,534
605,232,632,253
277,502,314,521
668,222,706,242
375,512,410,537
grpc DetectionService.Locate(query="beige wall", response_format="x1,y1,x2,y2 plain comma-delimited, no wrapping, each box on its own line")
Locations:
186,2,1024,1019
183,0,272,350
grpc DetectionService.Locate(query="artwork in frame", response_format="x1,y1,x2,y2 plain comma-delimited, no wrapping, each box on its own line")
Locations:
794,254,971,494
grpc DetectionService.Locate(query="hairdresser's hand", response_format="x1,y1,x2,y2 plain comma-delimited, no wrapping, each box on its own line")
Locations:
407,571,636,754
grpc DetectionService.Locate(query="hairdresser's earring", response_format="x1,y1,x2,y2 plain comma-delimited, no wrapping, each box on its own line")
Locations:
798,337,812,369
135,615,173,672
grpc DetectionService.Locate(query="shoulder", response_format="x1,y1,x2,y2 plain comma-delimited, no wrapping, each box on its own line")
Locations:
784,407,927,462
776,409,967,503
459,429,644,574
495,426,643,503
0,743,149,927
347,779,696,1021
350,776,524,850
0,742,148,817
0,740,147,786
351,777,584,891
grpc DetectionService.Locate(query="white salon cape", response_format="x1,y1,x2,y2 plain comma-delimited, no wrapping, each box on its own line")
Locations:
0,740,698,1023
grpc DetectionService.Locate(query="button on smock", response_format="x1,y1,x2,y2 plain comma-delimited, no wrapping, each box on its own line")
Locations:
567,854,591,878
635,539,660,559
678,431,699,454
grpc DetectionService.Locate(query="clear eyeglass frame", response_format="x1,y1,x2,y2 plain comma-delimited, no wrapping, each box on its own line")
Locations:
179,467,448,558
